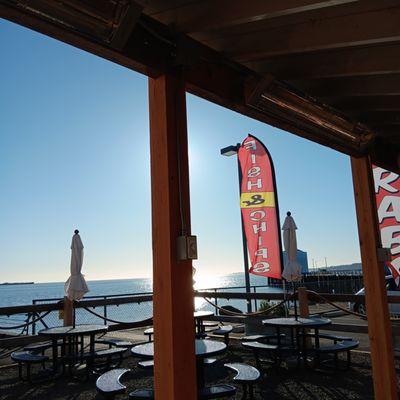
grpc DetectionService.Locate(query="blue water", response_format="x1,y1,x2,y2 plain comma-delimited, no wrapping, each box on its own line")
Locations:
0,273,274,308
0,273,281,333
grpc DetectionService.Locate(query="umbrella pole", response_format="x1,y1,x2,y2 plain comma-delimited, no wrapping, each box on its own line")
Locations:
293,282,298,320
73,302,76,328
283,280,289,317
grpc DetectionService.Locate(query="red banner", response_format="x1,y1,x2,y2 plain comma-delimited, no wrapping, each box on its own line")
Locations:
373,165,400,283
238,135,282,279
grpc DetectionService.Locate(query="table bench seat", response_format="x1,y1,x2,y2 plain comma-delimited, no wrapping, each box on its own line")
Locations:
225,363,260,399
11,351,49,382
143,328,154,342
301,333,353,343
138,360,154,369
23,342,52,354
242,341,279,369
129,389,154,399
212,325,233,345
316,340,359,354
96,338,134,348
96,368,130,398
198,384,237,399
315,340,359,370
242,333,285,343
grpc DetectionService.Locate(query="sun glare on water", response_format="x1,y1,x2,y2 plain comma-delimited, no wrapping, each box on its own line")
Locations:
193,273,223,310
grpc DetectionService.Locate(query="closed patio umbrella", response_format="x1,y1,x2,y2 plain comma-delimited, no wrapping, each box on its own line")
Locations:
282,212,302,319
282,212,302,282
64,229,89,301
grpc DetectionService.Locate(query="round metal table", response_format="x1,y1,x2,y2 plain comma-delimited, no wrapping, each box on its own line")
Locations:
39,324,108,373
131,339,226,387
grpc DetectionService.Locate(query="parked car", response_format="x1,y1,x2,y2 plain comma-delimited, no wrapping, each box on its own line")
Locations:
351,275,400,315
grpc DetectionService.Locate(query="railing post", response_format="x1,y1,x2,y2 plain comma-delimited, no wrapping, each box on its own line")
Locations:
351,155,397,399
32,300,36,335
103,296,107,325
298,287,309,318
253,286,258,311
214,289,219,316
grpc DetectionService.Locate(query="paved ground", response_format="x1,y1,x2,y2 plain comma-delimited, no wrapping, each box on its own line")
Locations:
1,308,399,399
0,339,387,400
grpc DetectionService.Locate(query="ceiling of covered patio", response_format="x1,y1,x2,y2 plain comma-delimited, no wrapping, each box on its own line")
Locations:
1,0,399,171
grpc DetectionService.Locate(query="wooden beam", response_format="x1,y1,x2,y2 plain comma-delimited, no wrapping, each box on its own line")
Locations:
149,73,197,400
214,6,400,61
150,0,357,33
192,0,399,42
331,95,400,112
2,2,400,170
295,75,400,98
250,43,400,80
351,155,397,400
110,2,143,50
359,111,400,125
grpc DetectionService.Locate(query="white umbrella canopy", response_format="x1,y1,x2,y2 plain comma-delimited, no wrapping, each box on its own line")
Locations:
64,230,89,301
282,212,302,282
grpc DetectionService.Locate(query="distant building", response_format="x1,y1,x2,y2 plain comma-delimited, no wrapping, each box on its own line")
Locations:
283,249,309,274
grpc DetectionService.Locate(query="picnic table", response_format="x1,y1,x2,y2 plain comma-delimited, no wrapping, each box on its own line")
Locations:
262,317,331,362
39,324,108,373
131,339,227,388
194,311,214,334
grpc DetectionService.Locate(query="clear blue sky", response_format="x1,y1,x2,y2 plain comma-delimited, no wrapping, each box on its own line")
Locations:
0,19,360,283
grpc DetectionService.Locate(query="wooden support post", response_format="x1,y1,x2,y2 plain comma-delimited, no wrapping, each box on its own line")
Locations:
351,155,397,400
298,287,311,348
63,297,73,327
298,287,309,318
149,73,197,400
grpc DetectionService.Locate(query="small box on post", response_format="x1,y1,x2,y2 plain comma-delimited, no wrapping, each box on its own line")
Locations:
177,235,198,261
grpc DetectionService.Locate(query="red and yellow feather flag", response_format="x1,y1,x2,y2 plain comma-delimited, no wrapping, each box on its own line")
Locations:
238,135,283,279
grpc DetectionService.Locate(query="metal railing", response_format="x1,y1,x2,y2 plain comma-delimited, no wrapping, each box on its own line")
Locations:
0,277,371,339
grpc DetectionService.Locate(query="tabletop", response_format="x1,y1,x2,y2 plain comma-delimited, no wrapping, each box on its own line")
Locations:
39,324,108,337
262,317,331,328
131,339,226,359
194,311,214,319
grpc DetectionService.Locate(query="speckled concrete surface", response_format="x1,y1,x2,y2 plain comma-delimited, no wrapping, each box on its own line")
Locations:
1,341,394,400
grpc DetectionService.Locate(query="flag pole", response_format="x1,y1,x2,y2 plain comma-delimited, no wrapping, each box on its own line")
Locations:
236,147,253,314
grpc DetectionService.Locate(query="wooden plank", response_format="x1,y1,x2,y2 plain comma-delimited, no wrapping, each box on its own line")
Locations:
192,0,398,42
150,0,357,33
149,73,197,400
2,2,400,170
250,43,400,80
359,111,400,125
211,6,400,61
294,74,400,97
331,95,400,112
351,155,397,400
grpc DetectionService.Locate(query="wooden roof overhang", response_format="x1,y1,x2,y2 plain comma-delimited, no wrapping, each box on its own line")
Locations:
1,0,399,172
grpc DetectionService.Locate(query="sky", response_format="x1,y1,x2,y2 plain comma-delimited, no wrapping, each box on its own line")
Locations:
0,19,361,283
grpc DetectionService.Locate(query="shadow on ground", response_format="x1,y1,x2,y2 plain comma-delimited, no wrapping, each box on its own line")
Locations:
0,345,390,400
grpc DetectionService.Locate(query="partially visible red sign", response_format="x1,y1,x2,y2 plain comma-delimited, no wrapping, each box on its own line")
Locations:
238,135,282,279
373,165,400,282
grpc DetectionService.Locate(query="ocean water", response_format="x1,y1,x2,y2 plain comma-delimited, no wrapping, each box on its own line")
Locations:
0,273,281,332
0,273,275,308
